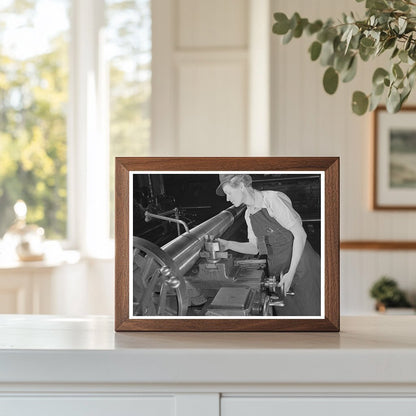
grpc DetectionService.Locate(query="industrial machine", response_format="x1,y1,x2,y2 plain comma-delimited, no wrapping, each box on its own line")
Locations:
132,206,290,317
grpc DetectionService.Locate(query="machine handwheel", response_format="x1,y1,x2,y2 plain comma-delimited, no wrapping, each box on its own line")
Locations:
132,237,189,316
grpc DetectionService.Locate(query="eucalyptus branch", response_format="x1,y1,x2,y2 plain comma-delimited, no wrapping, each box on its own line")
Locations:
272,0,416,114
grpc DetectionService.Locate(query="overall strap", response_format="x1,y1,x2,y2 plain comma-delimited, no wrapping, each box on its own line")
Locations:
249,208,293,276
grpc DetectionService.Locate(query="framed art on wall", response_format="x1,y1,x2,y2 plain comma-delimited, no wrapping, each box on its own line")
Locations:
115,157,339,331
373,106,416,210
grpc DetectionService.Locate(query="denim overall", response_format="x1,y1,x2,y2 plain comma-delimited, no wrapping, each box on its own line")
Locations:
250,208,321,316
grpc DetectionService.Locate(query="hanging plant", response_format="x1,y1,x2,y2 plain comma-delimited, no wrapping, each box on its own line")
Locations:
272,0,416,115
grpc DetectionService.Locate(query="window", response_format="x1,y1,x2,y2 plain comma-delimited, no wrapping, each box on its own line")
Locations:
0,0,70,239
106,0,152,237
0,0,151,252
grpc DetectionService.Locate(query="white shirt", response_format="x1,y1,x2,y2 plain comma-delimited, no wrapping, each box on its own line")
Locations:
245,190,302,247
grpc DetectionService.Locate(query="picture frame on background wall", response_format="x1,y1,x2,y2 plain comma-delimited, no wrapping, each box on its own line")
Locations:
115,157,339,332
373,106,416,210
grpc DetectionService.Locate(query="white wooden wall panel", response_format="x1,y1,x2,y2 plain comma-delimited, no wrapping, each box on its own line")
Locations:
178,0,248,49
341,251,416,314
271,0,416,313
152,0,249,156
177,61,247,156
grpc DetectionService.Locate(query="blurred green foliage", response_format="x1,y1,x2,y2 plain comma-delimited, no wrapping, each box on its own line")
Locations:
0,3,69,238
370,276,411,307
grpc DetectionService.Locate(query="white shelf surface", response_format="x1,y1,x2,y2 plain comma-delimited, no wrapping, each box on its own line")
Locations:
0,315,415,389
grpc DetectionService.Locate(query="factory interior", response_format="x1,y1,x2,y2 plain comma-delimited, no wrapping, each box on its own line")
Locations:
131,173,322,317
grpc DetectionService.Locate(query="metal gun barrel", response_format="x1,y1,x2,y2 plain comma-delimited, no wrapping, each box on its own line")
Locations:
161,206,245,275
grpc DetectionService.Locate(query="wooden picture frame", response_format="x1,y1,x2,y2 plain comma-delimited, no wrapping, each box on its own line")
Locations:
115,157,339,331
373,106,416,210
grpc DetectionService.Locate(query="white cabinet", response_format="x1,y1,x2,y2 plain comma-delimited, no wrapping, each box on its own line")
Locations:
0,316,416,415
222,398,416,416
1,396,175,416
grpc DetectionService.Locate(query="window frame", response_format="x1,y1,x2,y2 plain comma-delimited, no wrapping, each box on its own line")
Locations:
67,0,111,257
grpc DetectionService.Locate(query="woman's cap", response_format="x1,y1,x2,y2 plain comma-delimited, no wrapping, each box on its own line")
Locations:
215,174,238,196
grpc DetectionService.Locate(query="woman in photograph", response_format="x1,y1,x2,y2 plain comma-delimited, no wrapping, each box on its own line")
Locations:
216,174,321,316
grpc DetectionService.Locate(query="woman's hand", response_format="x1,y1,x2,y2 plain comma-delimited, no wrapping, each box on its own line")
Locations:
278,271,295,296
217,238,230,251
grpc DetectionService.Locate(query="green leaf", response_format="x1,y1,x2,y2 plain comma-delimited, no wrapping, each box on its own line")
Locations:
342,25,359,53
409,45,416,61
398,17,407,34
374,82,385,96
377,13,389,25
369,92,383,111
350,32,361,49
408,63,416,78
307,20,323,35
293,18,308,38
360,37,375,48
333,35,341,51
359,44,375,61
293,22,302,38
406,64,416,90
325,27,339,42
390,21,400,34
282,29,293,44
342,56,357,83
393,63,404,79
309,41,322,61
386,87,401,113
408,70,416,89
366,0,388,10
290,12,301,30
391,47,399,59
400,87,411,106
320,40,335,66
399,49,408,63
405,34,413,51
372,67,389,86
352,91,369,115
394,0,410,12
317,28,329,43
323,67,339,94
273,13,290,35
383,37,396,50
334,52,350,72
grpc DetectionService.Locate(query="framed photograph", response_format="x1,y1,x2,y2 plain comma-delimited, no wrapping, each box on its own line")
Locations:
115,157,339,331
373,106,416,210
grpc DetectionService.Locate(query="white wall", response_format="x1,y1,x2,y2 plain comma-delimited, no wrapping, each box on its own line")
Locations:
55,0,416,317
152,0,251,156
270,0,416,313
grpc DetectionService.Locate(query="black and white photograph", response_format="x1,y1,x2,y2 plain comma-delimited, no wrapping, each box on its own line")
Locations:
129,172,324,319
